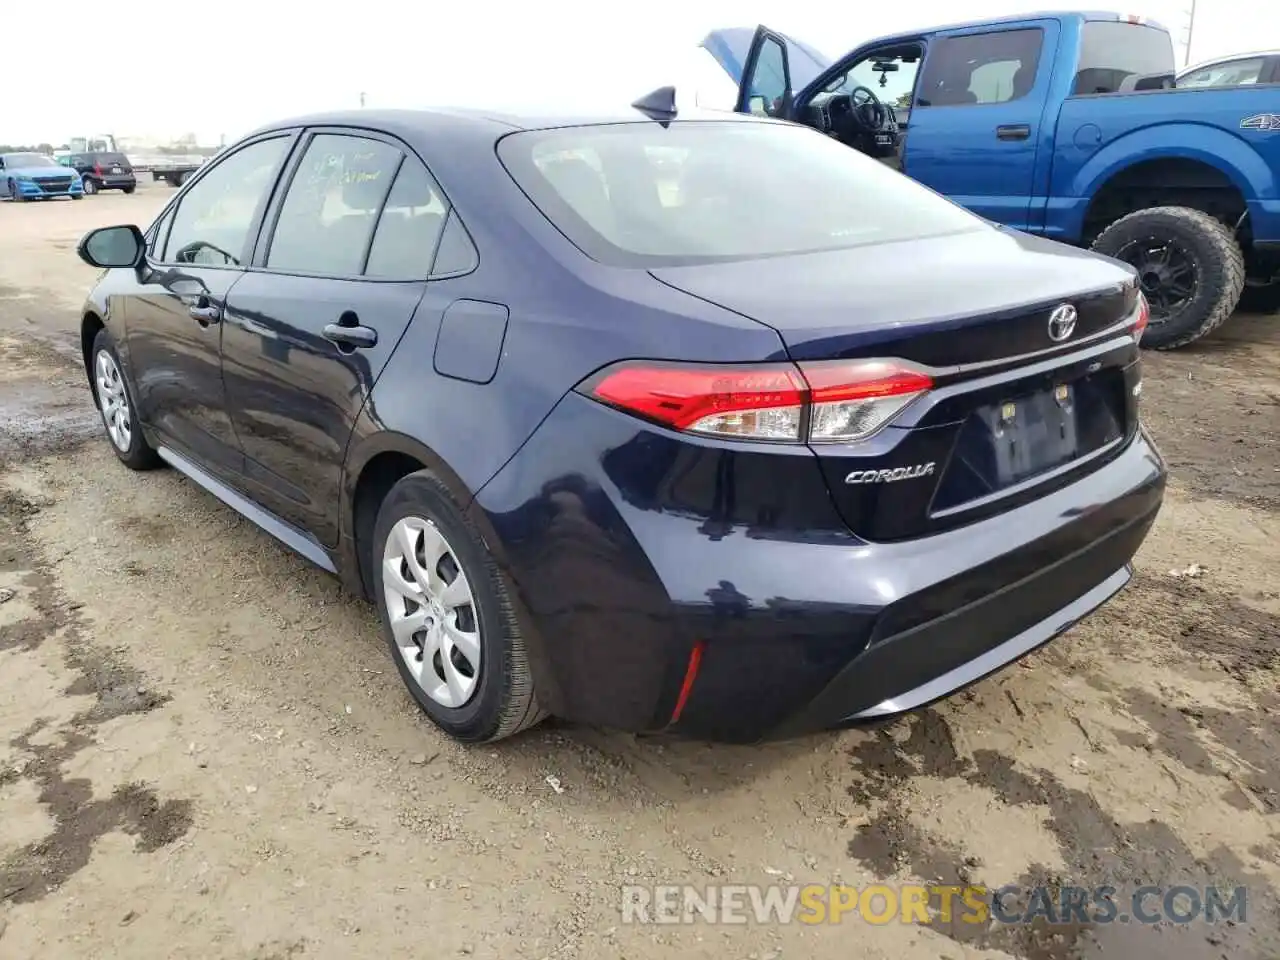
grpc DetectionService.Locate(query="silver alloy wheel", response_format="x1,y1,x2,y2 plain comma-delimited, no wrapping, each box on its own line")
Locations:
83,178,97,195
95,349,132,452
382,516,482,708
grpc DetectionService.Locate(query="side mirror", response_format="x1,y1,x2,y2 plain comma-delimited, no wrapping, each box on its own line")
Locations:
77,224,146,269
747,95,768,116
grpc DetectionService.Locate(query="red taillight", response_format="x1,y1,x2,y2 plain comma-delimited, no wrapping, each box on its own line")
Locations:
93,163,103,175
1132,291,1150,343
588,362,807,441
583,358,932,443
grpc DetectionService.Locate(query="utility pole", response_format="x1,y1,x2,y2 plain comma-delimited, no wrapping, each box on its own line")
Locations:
1182,0,1197,67
359,92,367,108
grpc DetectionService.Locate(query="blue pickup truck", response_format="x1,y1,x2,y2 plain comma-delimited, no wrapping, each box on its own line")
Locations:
703,12,1280,348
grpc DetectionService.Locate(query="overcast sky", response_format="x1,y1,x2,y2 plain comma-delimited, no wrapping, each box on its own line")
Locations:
4,0,1273,145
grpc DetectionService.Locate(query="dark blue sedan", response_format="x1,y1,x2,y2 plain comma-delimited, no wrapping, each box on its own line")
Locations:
74,102,1165,743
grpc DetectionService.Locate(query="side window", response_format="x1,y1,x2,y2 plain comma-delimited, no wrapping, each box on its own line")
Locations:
364,159,449,280
917,29,1043,106
843,52,923,111
430,211,479,277
266,133,402,276
163,137,289,266
1073,22,1175,95
1179,58,1266,88
745,36,789,116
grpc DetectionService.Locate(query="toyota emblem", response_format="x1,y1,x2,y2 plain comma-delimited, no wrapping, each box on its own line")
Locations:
1047,303,1078,342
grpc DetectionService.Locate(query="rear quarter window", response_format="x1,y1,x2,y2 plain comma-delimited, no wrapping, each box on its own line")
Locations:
497,120,985,268
1073,21,1176,95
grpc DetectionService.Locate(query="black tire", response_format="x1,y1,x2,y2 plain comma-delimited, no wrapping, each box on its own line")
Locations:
122,185,136,195
90,329,162,471
82,177,99,195
1238,282,1280,315
71,193,83,200
8,179,24,202
1090,205,1245,350
372,470,545,743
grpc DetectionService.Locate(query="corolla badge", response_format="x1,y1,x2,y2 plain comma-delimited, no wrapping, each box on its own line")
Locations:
1240,113,1280,132
1047,303,1078,342
845,462,936,484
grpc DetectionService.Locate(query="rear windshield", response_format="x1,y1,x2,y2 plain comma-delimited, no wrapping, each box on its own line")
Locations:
96,152,129,165
1073,22,1176,95
497,120,985,267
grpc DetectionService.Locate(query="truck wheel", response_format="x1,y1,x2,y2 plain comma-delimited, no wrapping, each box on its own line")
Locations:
175,171,189,187
1091,206,1245,350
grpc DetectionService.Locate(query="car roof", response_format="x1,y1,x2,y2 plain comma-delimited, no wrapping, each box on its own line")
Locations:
244,105,766,149
1178,50,1280,75
863,10,1169,47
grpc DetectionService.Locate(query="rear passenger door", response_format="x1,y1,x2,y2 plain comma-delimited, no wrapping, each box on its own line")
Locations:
220,129,453,547
900,22,1058,230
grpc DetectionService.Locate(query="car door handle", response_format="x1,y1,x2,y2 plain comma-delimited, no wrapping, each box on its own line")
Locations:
322,319,378,351
996,124,1031,141
188,300,221,325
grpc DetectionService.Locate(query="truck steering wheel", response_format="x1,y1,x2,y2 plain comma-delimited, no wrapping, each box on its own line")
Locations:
848,86,888,131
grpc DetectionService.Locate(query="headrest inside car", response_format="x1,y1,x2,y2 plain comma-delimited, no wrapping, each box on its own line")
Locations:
341,163,392,212
341,158,439,212
387,170,439,208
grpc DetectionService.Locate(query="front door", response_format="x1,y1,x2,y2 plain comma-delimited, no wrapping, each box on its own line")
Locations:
898,22,1058,230
706,26,832,119
220,130,447,546
126,134,294,476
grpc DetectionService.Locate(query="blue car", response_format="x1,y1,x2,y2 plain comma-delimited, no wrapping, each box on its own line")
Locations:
1,152,84,201
73,105,1165,744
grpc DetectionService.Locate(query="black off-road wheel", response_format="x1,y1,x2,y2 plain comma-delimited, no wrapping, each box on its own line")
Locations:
1091,206,1245,350
372,470,546,743
90,329,162,470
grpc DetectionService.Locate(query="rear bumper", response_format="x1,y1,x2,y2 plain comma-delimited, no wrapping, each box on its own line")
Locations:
772,528,1139,738
93,175,136,189
474,391,1166,742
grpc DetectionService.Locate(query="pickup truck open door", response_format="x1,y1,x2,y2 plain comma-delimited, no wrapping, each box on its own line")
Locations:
705,22,1057,232
702,26,831,118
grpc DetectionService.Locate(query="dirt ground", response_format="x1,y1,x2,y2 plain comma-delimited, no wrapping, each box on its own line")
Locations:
0,183,1276,960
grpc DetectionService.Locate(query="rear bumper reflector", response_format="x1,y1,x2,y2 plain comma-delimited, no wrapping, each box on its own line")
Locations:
668,640,705,725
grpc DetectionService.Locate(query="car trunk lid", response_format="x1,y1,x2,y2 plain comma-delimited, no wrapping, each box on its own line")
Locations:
649,228,1144,541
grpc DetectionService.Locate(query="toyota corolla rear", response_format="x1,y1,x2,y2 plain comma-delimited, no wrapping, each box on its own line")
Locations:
479,117,1166,742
